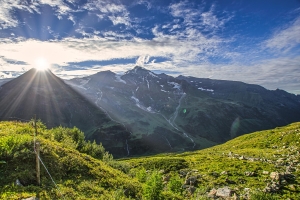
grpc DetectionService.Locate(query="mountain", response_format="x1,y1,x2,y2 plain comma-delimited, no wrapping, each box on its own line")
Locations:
0,68,131,157
67,66,300,156
0,78,12,86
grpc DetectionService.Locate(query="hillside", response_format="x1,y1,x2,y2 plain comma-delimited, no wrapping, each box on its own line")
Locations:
0,121,141,199
1,121,299,199
0,69,131,157
67,66,300,156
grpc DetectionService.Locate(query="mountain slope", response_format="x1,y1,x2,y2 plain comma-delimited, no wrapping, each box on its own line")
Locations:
1,121,299,199
0,69,131,157
67,66,300,156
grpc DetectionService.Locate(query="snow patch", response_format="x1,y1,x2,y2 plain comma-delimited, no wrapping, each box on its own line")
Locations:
115,75,126,84
198,87,214,92
146,78,150,89
168,82,181,89
131,96,155,113
161,89,168,92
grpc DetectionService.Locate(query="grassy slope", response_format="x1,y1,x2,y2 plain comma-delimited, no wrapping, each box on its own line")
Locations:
1,121,299,199
0,121,141,200
124,122,300,199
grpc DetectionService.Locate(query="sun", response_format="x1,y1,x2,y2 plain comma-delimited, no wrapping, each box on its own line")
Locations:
34,57,49,71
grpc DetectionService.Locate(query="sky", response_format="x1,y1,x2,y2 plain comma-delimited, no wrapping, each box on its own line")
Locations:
0,0,300,94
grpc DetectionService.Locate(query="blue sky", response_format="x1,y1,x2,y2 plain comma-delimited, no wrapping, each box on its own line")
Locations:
0,0,300,94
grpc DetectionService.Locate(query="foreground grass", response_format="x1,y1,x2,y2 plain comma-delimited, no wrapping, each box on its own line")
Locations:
0,121,299,199
124,122,300,199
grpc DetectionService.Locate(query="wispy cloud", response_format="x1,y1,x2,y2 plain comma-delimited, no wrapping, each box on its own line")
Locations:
263,17,300,53
0,0,78,29
0,0,39,29
83,0,131,26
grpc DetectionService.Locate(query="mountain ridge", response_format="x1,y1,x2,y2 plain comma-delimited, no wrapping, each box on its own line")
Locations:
67,66,300,156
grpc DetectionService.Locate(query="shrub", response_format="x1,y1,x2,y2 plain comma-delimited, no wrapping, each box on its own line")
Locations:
143,170,164,200
167,174,183,194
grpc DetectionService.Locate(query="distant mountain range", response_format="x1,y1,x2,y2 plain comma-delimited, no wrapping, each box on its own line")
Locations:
0,69,130,157
0,67,299,158
67,66,300,156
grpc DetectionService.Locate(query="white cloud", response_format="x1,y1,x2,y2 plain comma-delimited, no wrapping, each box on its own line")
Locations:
0,32,222,73
0,0,39,29
264,17,300,53
83,1,131,26
0,0,78,29
136,55,150,66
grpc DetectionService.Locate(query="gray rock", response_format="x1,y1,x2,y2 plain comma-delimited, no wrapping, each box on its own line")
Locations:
270,172,281,181
184,176,197,185
15,179,23,187
239,155,246,160
262,171,269,175
263,181,281,193
220,171,228,175
216,187,233,198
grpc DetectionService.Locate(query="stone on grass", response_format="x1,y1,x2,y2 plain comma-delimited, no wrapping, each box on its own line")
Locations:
216,187,233,198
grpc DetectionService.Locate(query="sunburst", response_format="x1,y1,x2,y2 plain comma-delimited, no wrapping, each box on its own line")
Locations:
34,57,49,71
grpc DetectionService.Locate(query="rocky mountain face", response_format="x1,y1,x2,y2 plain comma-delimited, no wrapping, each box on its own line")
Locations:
0,69,130,157
67,66,300,156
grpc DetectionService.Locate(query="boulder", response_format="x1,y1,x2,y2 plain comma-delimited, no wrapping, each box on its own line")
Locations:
216,187,233,198
270,172,281,181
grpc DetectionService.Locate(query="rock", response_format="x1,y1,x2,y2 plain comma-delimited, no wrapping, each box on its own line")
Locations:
184,176,197,186
239,155,246,160
281,179,287,185
207,188,217,198
270,172,281,181
286,166,296,172
15,179,23,187
244,188,251,193
216,187,233,198
220,171,228,175
262,171,269,175
159,169,165,174
22,198,39,200
244,171,255,177
263,181,281,193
